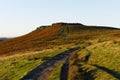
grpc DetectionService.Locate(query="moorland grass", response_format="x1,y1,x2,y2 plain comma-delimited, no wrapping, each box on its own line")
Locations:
48,64,63,80
0,44,76,80
76,40,120,80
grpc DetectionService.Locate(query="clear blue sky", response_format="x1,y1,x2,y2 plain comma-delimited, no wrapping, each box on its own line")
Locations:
0,0,120,37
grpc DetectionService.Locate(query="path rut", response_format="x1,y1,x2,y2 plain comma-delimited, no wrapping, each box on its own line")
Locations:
21,47,79,80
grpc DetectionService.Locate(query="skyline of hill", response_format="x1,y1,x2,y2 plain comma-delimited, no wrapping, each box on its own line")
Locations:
0,22,119,56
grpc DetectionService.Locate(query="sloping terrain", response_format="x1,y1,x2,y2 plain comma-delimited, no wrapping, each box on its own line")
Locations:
0,24,61,55
0,22,120,80
0,22,119,56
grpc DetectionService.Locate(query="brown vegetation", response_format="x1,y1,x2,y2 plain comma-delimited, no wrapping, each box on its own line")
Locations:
0,24,61,55
0,22,119,56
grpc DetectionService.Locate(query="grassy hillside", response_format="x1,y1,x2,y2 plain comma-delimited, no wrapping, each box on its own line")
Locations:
0,24,61,55
0,22,119,56
0,22,120,80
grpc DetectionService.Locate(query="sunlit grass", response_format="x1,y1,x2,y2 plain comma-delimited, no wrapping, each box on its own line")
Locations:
48,64,63,80
0,44,76,80
76,40,120,80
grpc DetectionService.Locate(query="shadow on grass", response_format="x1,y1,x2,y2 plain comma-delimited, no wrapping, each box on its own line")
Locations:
76,64,97,80
69,50,120,80
92,64,120,79
76,51,97,80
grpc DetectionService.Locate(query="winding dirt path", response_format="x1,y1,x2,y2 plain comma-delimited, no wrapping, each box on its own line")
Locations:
21,47,79,80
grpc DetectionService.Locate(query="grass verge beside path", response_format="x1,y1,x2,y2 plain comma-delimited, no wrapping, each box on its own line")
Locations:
47,64,63,80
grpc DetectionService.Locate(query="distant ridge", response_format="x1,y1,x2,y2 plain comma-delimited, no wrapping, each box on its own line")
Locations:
0,37,9,41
